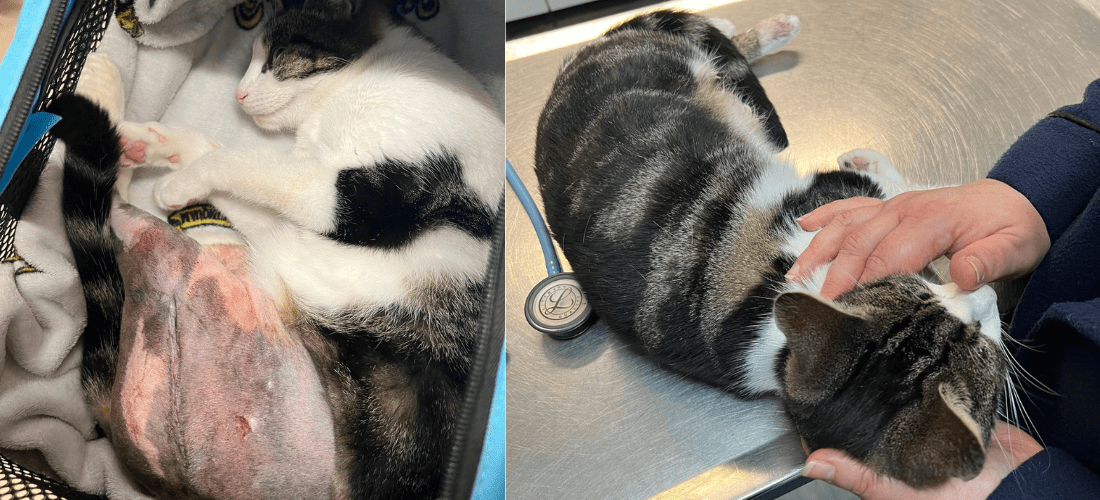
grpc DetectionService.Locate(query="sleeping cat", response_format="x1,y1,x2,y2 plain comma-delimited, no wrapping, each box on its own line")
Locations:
534,10,1012,488
57,0,501,498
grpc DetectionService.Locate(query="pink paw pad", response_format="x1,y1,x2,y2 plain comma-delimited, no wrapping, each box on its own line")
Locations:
758,18,794,36
122,140,148,164
149,127,167,143
168,154,181,164
754,15,799,45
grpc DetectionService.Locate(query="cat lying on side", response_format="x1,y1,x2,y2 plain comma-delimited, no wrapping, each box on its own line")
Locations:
54,0,502,498
535,10,1012,487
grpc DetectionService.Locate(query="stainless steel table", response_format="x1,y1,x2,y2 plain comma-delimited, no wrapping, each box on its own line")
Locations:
504,1,1100,498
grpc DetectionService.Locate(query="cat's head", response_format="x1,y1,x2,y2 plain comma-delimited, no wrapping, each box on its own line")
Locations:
235,0,386,130
774,276,1008,488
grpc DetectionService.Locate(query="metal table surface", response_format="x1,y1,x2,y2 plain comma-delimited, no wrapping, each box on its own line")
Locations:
504,1,1100,498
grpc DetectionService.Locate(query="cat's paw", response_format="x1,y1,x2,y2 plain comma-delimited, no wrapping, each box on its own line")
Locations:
118,121,219,169
154,170,211,211
752,15,800,55
838,149,914,195
76,53,125,124
838,149,895,174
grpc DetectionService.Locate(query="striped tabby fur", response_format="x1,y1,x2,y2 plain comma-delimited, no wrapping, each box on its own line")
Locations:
535,10,1010,487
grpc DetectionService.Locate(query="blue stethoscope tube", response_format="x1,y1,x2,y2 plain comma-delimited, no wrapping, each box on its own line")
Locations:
506,160,561,276
507,160,594,340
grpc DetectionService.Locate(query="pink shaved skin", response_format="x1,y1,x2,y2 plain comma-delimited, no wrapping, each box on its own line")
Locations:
109,204,338,499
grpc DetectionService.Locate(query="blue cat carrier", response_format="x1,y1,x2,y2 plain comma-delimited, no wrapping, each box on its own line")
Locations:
0,0,504,498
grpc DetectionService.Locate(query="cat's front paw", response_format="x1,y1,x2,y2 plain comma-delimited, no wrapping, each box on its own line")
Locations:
118,121,219,169
154,170,211,211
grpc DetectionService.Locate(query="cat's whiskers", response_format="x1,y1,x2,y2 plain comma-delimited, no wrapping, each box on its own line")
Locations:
1000,335,1057,397
995,321,1057,433
1000,329,1044,353
844,273,860,290
1001,373,1025,431
989,427,1020,483
991,377,1038,483
995,335,1048,452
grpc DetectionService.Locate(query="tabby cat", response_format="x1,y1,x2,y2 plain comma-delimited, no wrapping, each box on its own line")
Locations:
534,10,1010,487
53,0,501,498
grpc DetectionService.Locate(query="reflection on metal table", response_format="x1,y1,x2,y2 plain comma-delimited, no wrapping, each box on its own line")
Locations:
504,0,1100,498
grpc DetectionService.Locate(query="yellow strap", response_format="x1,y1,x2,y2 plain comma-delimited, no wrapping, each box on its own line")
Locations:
168,204,234,231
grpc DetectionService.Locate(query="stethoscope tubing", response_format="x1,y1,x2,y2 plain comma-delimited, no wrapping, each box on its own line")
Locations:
507,159,595,340
506,160,561,276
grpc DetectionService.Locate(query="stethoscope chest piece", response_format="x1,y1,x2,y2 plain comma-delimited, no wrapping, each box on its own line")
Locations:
524,272,596,340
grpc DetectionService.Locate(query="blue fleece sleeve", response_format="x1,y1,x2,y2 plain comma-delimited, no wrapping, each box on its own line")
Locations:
988,78,1100,244
988,447,1100,499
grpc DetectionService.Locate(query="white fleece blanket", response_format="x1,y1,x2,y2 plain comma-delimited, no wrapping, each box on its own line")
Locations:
1,0,503,496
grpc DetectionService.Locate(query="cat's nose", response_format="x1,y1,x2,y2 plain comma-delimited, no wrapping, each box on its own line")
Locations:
931,283,1002,344
236,89,248,103
964,285,1001,344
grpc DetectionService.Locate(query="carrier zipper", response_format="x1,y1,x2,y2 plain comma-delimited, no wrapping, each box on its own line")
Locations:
0,0,69,210
438,194,505,500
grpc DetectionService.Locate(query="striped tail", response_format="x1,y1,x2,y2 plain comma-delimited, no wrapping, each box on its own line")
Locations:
46,93,124,425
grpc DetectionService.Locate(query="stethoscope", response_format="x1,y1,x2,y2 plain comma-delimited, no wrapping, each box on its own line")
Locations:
507,160,596,340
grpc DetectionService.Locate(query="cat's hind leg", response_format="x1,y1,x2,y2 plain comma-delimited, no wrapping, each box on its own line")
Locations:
733,15,801,62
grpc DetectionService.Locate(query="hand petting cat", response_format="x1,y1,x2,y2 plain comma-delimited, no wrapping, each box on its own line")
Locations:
786,178,1051,299
802,422,1043,500
788,176,1050,496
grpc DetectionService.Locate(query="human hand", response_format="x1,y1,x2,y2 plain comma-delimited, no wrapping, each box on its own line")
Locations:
786,179,1050,299
801,421,1043,500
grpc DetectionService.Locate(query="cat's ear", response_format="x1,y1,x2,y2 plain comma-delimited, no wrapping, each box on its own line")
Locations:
890,382,986,486
773,292,864,400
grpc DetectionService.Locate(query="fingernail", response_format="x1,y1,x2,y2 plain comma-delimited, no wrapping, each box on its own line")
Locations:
802,460,836,483
967,256,984,285
785,263,801,281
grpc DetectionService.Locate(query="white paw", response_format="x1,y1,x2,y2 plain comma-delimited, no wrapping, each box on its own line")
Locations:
708,18,736,38
154,170,211,211
118,121,219,169
837,148,894,174
75,53,126,124
753,14,801,54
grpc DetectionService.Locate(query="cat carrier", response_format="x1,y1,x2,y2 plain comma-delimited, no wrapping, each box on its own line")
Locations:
0,0,504,498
